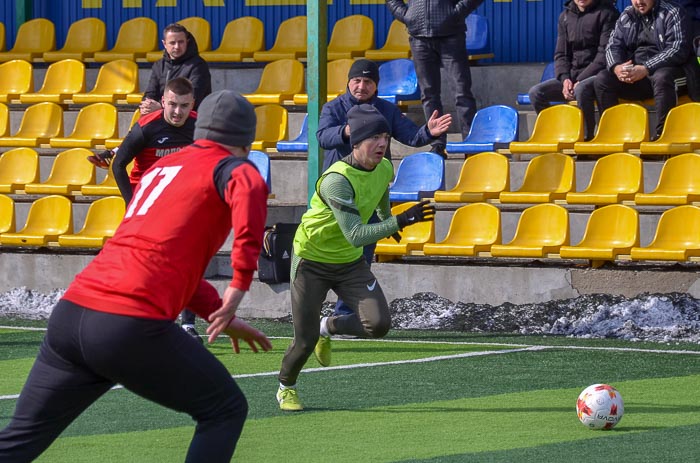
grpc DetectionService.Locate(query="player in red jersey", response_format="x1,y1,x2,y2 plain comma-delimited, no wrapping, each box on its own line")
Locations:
0,91,271,462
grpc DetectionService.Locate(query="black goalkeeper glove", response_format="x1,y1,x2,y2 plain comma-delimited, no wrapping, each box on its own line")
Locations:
86,150,115,169
395,200,436,230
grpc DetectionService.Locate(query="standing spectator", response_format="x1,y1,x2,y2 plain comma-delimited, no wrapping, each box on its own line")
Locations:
0,90,271,462
386,0,484,156
317,58,451,317
591,0,691,139
276,105,435,411
528,0,619,140
141,23,212,114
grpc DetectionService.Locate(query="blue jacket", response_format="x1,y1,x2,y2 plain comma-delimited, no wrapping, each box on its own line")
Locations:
317,90,436,171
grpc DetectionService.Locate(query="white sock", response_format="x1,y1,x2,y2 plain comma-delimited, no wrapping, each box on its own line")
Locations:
279,383,295,390
319,316,331,337
182,324,195,329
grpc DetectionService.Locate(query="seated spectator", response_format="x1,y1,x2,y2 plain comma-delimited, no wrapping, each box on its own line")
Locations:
527,0,619,140
591,0,692,139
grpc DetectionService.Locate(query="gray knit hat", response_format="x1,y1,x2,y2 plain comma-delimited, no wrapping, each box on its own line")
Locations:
194,90,256,147
348,104,390,146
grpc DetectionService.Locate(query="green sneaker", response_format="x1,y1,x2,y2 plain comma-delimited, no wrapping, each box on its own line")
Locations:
277,387,303,411
314,335,332,367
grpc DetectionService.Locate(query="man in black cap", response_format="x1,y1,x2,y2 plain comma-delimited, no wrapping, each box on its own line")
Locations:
276,105,436,411
317,58,451,317
0,90,271,462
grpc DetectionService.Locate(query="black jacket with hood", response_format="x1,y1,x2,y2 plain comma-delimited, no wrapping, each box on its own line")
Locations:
143,31,212,110
554,0,620,83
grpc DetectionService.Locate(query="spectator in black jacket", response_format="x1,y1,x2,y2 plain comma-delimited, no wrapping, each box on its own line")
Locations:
591,0,691,138
141,23,212,114
386,0,483,156
528,0,619,140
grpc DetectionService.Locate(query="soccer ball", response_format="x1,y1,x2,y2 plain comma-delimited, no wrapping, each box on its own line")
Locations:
576,384,624,430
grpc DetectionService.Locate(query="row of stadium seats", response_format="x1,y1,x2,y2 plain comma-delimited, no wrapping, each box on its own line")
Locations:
0,15,492,64
388,151,700,207
376,202,700,264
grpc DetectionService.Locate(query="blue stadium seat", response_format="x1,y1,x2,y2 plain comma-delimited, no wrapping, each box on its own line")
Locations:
276,114,308,153
517,62,555,106
389,152,445,202
446,105,519,154
377,59,420,105
465,14,493,60
248,150,271,191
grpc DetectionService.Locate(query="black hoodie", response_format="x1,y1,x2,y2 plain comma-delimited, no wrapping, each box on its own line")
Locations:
143,31,212,110
554,0,620,83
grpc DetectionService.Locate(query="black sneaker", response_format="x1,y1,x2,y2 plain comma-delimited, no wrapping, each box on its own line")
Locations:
430,145,447,158
183,325,203,344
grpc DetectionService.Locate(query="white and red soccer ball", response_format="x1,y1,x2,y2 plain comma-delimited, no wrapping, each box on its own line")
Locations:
576,384,624,430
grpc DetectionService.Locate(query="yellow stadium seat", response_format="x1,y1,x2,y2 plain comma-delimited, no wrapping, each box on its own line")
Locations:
293,59,353,104
49,103,117,148
327,15,375,60
0,102,63,147
433,152,510,203
0,148,39,193
93,17,158,62
43,17,107,62
201,17,263,62
252,104,288,151
423,203,501,257
0,194,14,234
572,104,649,155
0,195,73,246
146,16,212,62
0,59,33,103
0,22,5,51
104,109,140,150
490,203,569,258
0,18,55,62
508,105,583,155
565,153,642,205
125,93,144,105
559,204,639,263
375,201,435,259
81,161,133,196
0,102,8,137
630,206,700,261
253,16,306,61
24,148,95,195
58,196,125,247
243,59,305,105
634,153,700,206
19,59,85,104
499,152,575,203
638,103,700,156
71,59,138,104
365,20,410,61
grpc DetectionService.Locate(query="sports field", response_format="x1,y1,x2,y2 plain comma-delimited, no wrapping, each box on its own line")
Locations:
1,319,699,462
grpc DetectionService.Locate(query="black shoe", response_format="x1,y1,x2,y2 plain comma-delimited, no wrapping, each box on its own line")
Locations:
183,325,203,344
430,145,447,158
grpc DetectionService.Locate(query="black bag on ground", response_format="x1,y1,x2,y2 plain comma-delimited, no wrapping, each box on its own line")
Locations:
258,223,299,284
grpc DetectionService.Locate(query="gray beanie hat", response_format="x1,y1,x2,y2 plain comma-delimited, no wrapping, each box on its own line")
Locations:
348,104,390,146
193,90,257,147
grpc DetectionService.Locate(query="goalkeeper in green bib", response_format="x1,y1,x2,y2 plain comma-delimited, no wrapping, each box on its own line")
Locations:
276,105,435,411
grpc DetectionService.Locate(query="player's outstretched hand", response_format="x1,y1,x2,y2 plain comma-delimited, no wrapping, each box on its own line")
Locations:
223,317,273,354
207,286,245,343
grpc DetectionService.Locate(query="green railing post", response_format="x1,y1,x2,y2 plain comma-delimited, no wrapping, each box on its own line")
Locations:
306,0,327,204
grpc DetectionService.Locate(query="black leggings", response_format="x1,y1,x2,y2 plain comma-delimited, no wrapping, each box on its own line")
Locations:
0,300,247,462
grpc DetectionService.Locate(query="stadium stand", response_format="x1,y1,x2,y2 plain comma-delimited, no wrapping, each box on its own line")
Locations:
276,114,308,153
200,17,264,62
0,102,63,147
18,59,85,104
0,194,14,234
516,62,554,106
634,153,700,205
81,161,132,197
293,59,354,104
49,103,117,148
71,59,139,104
507,105,583,156
389,152,445,202
57,196,125,248
0,195,73,246
252,16,306,62
377,58,421,108
0,102,8,137
422,203,501,257
499,152,575,203
146,16,211,62
242,59,304,105
0,18,55,62
327,15,375,60
0,148,39,194
104,109,140,149
571,104,649,156
432,151,509,203
637,102,700,156
364,19,410,61
42,17,106,62
24,148,95,195
446,105,519,155
252,104,288,151
465,13,494,61
630,206,700,261
0,22,4,51
375,201,435,259
248,150,272,192
0,59,33,103
564,153,642,205
490,203,569,258
92,17,158,62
